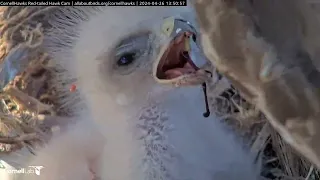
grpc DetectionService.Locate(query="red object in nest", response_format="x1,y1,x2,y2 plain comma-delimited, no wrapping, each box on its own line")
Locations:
70,84,77,92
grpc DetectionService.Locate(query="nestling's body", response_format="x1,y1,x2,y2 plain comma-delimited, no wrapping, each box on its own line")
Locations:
17,6,259,180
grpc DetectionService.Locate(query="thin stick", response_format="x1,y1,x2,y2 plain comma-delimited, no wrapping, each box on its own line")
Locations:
305,166,314,180
202,82,210,117
0,133,37,144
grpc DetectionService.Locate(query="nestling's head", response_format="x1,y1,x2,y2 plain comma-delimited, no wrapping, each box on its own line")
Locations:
21,6,259,180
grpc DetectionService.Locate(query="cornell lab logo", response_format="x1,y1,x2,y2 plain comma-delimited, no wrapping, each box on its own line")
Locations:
29,166,44,175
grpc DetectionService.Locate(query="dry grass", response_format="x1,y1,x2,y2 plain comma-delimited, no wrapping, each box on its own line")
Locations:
0,5,319,180
0,6,60,154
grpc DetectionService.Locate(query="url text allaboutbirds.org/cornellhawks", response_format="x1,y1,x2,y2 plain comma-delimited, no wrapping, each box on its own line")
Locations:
0,1,72,6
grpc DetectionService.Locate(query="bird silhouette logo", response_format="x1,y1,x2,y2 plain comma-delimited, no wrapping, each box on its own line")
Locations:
29,166,44,175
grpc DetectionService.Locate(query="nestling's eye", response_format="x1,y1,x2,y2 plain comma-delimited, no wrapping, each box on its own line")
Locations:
117,53,136,66
113,33,150,74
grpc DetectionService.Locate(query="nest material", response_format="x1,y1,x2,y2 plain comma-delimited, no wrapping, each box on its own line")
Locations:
0,6,318,180
0,6,60,154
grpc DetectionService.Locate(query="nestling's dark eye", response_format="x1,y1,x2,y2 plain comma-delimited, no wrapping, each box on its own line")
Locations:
117,53,136,66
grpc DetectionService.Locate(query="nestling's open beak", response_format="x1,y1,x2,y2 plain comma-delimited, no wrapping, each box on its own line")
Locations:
153,17,213,117
153,17,211,87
